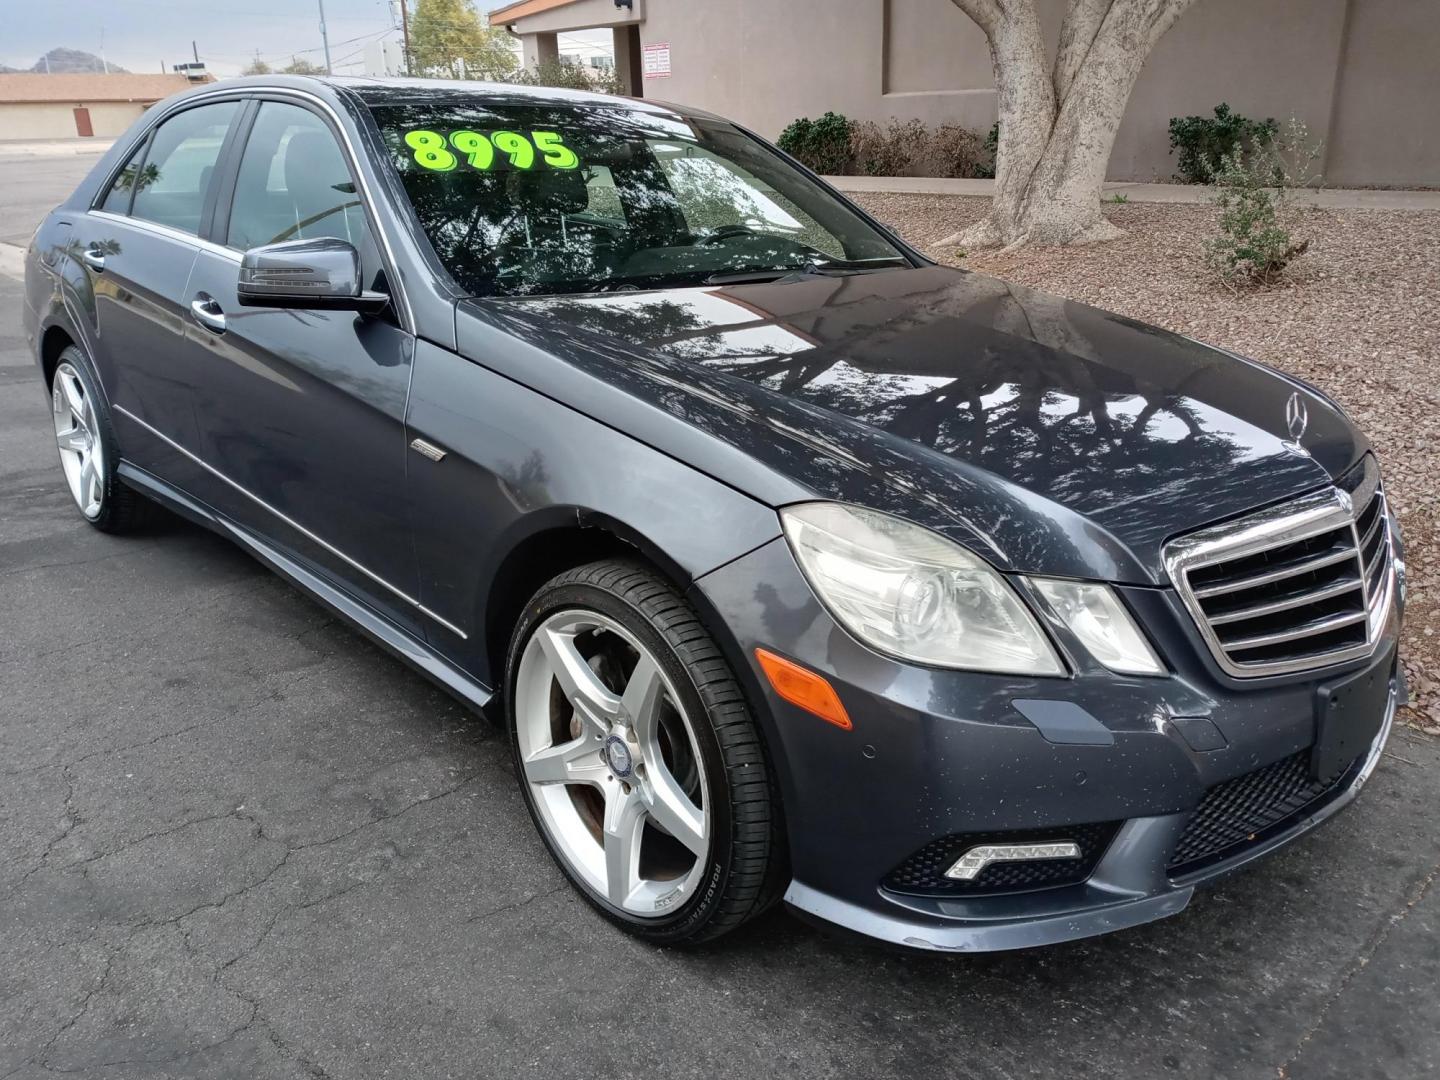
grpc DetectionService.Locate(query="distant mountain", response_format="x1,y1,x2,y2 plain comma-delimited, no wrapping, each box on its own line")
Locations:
19,48,130,74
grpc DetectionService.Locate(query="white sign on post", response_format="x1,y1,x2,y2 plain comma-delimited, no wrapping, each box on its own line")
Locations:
642,42,672,79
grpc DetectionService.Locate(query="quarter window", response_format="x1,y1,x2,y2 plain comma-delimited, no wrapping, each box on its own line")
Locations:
227,102,370,252
129,101,239,235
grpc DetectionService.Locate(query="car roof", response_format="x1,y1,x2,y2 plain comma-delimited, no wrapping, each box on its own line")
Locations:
192,74,728,125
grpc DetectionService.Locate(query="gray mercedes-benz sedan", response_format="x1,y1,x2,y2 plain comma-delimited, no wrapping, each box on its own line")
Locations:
22,76,1403,950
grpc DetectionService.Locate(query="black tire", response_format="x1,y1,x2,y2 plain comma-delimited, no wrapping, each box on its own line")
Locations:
505,558,786,945
49,344,156,534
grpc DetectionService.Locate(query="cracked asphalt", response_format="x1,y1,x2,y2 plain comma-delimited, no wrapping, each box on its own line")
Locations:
3,148,1439,1080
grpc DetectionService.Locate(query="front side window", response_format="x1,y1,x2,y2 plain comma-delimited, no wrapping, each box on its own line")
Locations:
366,99,907,297
129,101,239,235
227,101,370,252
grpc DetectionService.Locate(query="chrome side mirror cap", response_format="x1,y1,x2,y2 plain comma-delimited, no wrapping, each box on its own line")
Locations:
237,237,389,314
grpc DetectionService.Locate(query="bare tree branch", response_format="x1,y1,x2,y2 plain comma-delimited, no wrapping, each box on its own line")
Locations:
947,0,1006,37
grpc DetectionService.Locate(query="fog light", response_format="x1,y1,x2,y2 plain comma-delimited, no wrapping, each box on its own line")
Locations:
944,841,1082,880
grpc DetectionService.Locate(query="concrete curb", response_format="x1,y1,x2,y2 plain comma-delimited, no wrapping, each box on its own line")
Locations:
0,139,114,158
823,174,1440,211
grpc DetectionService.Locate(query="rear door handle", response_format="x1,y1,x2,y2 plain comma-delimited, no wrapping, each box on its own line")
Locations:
80,248,105,272
190,295,226,334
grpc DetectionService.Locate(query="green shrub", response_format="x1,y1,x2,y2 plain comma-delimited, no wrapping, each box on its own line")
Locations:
777,112,855,175
974,122,1000,179
1169,103,1277,184
1205,117,1322,288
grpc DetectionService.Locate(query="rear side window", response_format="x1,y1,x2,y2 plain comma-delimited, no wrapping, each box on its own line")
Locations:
99,135,151,214
129,101,239,235
227,101,370,251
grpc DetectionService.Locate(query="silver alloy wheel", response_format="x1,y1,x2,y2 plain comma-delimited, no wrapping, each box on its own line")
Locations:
515,609,711,917
51,362,105,520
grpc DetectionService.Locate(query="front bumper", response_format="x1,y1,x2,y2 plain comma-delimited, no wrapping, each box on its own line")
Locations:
692,537,1402,953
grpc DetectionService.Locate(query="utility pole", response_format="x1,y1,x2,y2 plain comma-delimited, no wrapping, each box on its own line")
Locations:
399,0,411,75
317,0,333,74
192,40,199,64
100,28,109,74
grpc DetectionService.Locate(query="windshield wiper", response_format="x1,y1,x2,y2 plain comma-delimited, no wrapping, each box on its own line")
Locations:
704,255,911,286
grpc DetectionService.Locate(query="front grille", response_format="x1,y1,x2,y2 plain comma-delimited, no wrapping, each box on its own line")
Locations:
1167,751,1359,876
1165,457,1395,677
883,821,1120,897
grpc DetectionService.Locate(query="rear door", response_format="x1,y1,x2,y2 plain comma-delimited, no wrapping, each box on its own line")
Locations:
178,97,425,635
81,98,243,481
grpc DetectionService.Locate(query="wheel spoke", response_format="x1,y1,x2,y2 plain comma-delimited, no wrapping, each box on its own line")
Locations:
640,762,707,857
538,626,620,729
602,785,646,908
79,456,98,503
523,735,608,788
56,427,87,454
59,372,85,421
620,652,665,738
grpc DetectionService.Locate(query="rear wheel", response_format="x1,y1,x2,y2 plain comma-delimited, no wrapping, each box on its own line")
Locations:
49,346,154,533
506,559,783,945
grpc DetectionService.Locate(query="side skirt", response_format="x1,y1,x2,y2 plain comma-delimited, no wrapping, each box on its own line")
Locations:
118,461,494,713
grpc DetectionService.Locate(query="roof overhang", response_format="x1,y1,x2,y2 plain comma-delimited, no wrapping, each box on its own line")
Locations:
489,0,642,33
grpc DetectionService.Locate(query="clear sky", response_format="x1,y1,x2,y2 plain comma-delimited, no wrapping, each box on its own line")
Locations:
0,0,612,78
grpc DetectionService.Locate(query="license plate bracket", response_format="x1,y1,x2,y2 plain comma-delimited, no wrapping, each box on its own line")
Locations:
1312,656,1393,782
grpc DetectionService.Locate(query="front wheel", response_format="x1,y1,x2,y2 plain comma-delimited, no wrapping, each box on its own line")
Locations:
505,560,784,945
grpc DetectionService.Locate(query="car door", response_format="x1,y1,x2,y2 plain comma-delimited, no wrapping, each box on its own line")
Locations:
79,98,242,482
179,97,426,636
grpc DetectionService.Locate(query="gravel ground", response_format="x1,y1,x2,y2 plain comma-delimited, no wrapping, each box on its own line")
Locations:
854,193,1440,732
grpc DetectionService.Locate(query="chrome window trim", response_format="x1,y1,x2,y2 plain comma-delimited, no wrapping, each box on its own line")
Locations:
86,82,415,332
90,209,242,262
1164,464,1395,678
114,404,466,640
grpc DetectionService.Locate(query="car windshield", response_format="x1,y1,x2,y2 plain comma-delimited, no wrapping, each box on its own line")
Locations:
366,98,910,297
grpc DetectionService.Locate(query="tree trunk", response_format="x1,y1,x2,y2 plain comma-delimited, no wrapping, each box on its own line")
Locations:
941,0,1198,250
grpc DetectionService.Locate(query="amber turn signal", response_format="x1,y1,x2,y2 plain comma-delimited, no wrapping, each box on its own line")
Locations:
755,648,852,730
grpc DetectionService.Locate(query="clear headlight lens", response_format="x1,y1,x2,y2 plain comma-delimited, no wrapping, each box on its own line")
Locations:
1031,578,1163,675
781,503,1064,676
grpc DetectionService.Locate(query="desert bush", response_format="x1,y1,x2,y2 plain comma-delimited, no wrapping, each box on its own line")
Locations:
504,59,621,95
1169,103,1278,184
781,114,988,178
1205,117,1323,288
777,112,855,175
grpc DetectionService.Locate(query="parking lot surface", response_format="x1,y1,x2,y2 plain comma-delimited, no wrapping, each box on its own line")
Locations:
2,148,1438,1080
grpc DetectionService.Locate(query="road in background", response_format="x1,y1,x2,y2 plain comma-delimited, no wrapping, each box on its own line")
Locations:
0,141,110,245
2,155,1438,1080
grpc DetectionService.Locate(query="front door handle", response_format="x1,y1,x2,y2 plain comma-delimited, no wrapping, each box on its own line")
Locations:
190,295,226,334
80,248,105,272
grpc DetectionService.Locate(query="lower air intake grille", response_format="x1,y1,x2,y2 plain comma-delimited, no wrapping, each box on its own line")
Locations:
883,821,1120,897
1167,752,1358,876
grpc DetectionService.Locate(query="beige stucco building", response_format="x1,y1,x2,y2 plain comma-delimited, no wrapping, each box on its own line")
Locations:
490,0,1440,187
0,73,213,141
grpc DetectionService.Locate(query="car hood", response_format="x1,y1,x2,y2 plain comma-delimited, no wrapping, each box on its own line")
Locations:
462,266,1364,583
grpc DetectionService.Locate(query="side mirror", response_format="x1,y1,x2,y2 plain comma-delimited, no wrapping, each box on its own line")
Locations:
237,237,389,314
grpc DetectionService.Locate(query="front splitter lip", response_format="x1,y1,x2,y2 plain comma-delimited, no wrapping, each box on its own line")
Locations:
784,683,1397,953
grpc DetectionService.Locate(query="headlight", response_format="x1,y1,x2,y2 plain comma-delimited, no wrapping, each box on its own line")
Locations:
1031,579,1163,675
780,503,1064,676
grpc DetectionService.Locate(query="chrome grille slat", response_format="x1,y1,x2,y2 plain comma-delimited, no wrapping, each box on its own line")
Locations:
1164,459,1396,677
1206,577,1364,625
1191,545,1355,599
1222,609,1369,651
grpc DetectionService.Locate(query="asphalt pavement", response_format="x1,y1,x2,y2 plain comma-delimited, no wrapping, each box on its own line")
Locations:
2,149,1439,1080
